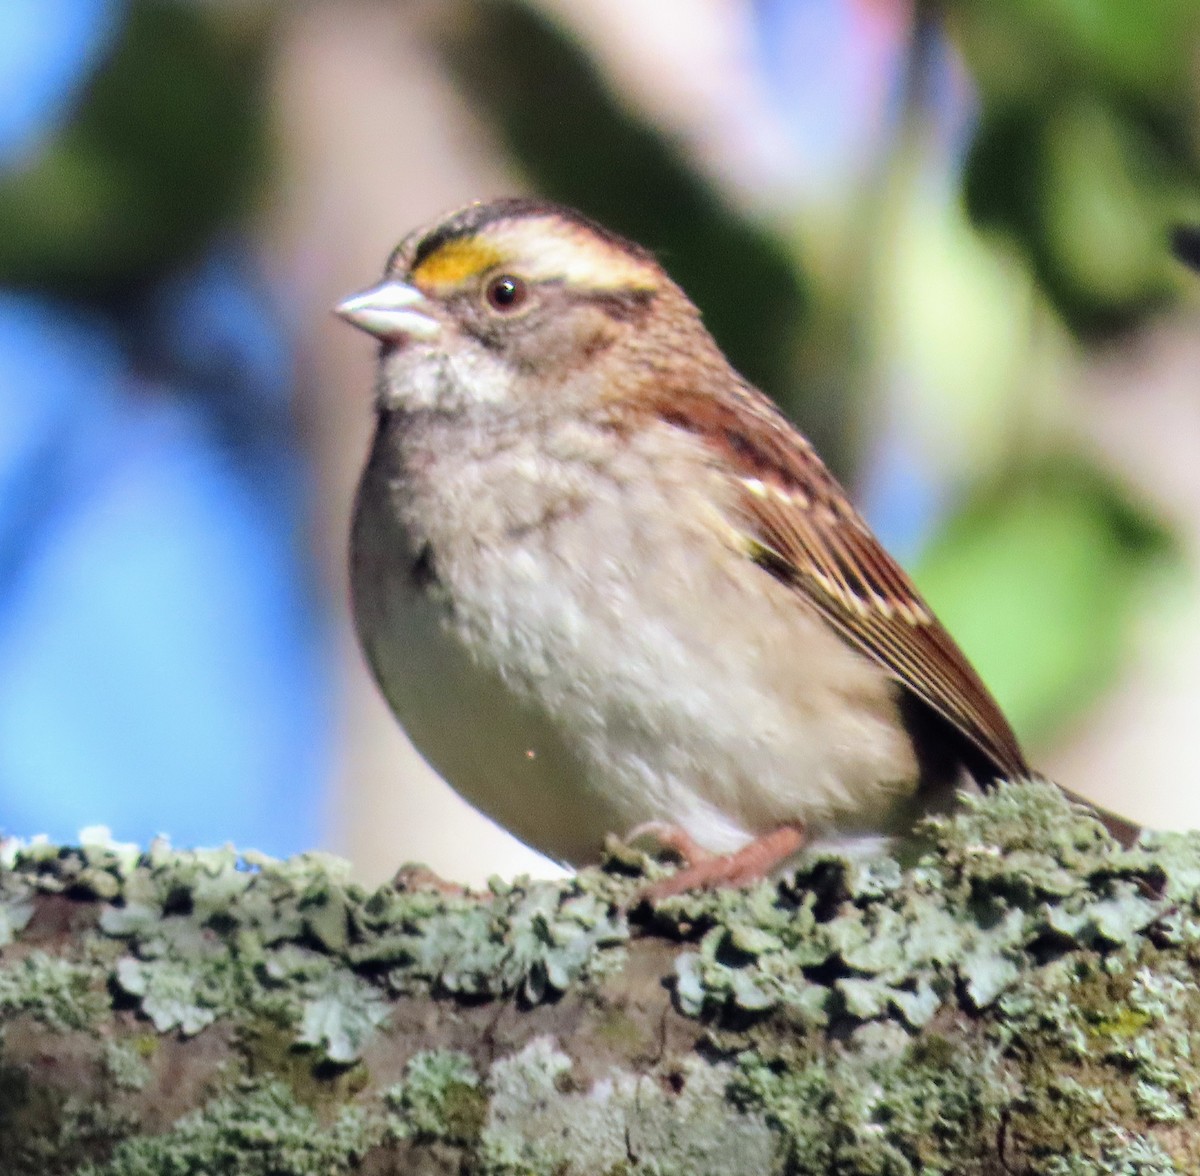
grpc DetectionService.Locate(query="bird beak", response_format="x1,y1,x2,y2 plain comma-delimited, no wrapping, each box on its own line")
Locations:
333,280,440,342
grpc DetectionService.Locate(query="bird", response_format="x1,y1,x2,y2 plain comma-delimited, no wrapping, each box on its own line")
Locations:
336,197,1138,893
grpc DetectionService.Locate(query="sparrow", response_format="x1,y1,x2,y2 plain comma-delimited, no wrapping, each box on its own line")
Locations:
337,198,1138,892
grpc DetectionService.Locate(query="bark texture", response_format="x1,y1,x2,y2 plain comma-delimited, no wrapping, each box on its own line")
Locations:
0,782,1197,1174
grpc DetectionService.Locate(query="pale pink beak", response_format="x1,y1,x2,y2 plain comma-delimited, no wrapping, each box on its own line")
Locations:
334,280,440,342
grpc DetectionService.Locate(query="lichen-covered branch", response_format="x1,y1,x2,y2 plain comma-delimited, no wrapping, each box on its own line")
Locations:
0,782,1198,1174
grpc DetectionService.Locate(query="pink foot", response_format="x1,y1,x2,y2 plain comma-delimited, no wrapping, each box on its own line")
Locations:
637,824,807,901
624,821,716,866
391,863,466,896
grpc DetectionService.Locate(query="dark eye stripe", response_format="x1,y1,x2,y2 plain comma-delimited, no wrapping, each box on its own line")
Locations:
564,286,656,322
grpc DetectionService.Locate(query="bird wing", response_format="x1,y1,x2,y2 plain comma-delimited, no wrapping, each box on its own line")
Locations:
650,382,1029,779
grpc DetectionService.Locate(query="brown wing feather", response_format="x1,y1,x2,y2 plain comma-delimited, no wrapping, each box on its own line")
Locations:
650,382,1029,780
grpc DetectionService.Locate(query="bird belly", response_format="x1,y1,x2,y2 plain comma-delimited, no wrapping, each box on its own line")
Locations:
352,464,921,865
353,482,644,864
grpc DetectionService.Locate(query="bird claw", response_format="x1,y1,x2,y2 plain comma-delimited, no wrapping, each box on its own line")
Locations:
634,824,807,902
391,863,466,896
622,821,714,867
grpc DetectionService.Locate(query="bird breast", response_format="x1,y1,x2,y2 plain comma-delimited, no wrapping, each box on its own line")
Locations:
351,411,921,864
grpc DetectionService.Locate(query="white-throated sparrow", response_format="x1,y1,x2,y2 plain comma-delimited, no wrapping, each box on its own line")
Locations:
337,198,1138,891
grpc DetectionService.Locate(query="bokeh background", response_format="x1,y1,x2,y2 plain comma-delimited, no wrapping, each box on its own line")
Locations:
2,0,1199,883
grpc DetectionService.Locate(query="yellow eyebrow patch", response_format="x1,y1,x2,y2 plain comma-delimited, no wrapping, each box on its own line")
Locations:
412,238,503,290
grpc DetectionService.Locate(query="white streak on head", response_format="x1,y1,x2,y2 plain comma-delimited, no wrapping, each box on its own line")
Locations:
475,218,660,292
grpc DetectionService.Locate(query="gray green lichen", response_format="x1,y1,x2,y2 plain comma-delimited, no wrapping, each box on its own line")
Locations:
384,1048,485,1144
0,952,111,1032
77,1080,376,1176
9,835,630,1065
727,1028,1011,1174
478,1036,779,1175
0,781,1197,1172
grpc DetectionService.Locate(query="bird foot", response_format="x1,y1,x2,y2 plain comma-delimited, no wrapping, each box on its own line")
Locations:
391,863,466,896
635,824,806,901
623,821,715,867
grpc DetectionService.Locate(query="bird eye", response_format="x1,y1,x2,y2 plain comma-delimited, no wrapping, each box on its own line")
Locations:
485,274,528,313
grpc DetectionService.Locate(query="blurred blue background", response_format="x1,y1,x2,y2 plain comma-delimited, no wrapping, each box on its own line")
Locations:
0,0,328,853
1,0,1197,878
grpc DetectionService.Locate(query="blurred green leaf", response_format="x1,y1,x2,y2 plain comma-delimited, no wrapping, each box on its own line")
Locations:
965,97,1198,335
435,1,845,467
950,0,1200,337
913,454,1177,744
948,0,1198,107
0,0,270,298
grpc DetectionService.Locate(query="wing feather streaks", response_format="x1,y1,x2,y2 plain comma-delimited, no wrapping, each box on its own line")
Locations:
647,383,1029,780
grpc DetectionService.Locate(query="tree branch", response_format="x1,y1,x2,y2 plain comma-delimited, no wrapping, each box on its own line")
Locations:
0,781,1196,1174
